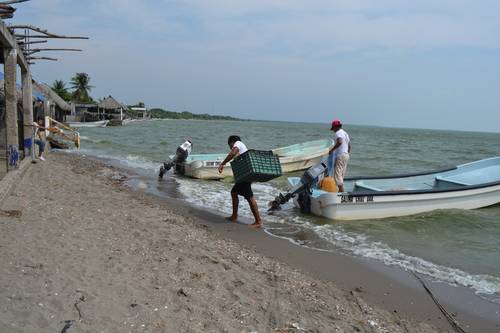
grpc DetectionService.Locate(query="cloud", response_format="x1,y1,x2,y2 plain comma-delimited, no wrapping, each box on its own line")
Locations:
15,0,500,63
176,0,500,52
8,0,500,132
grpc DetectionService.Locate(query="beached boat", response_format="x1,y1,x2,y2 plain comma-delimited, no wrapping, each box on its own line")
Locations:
67,120,109,128
289,157,500,220
177,139,333,180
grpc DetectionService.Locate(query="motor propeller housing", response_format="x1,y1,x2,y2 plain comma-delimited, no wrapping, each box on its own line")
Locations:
158,140,192,178
268,162,328,211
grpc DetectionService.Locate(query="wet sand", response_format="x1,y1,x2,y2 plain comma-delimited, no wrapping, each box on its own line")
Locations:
0,153,498,332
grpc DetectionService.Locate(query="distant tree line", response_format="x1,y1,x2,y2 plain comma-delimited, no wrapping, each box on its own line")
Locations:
149,108,243,121
50,75,242,121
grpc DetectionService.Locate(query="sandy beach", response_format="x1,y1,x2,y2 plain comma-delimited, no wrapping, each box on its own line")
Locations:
0,153,496,332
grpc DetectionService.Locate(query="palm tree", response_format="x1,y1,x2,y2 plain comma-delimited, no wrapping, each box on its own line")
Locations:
51,80,71,101
70,72,94,103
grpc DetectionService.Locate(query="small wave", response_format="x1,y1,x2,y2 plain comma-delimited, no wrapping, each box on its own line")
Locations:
72,147,500,300
80,135,118,146
119,156,158,171
313,224,500,297
177,178,500,299
74,148,160,172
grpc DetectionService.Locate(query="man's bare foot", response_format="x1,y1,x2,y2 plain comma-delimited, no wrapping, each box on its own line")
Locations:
225,216,237,222
249,222,262,228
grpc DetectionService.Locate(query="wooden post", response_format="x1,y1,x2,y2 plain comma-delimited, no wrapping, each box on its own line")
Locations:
21,68,35,161
43,99,50,118
4,47,19,170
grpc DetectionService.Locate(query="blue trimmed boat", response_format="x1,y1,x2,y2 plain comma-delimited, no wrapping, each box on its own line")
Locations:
176,139,333,180
289,157,500,220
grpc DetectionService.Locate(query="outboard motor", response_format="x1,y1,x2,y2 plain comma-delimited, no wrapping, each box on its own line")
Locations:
268,162,328,212
158,140,192,178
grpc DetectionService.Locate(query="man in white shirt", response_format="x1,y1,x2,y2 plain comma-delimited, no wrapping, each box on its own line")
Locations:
218,135,262,228
328,119,351,192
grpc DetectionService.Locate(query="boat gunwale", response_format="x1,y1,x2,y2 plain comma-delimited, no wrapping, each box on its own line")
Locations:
181,139,333,162
344,166,457,181
342,180,500,197
338,160,500,196
290,164,500,198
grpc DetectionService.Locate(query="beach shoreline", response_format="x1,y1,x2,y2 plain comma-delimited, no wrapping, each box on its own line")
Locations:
94,151,500,332
0,153,498,332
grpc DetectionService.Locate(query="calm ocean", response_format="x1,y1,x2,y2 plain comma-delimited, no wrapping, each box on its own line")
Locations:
74,119,500,303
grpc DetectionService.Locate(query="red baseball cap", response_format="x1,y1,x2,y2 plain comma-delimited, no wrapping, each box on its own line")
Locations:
330,119,342,129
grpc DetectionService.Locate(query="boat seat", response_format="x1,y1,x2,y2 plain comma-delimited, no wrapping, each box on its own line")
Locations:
354,179,433,192
354,181,382,192
435,175,471,186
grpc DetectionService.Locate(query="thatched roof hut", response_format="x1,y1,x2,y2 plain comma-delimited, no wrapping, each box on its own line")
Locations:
98,95,128,111
32,81,71,112
31,81,71,122
98,95,129,122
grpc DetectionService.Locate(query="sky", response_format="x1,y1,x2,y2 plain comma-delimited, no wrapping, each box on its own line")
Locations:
9,0,500,132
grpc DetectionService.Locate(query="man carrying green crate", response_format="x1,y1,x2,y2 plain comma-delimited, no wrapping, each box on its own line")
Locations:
218,135,263,228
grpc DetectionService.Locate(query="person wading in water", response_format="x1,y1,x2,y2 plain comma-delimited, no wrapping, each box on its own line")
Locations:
329,119,351,192
218,135,263,228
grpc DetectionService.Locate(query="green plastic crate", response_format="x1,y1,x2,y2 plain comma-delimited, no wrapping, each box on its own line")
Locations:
231,150,282,183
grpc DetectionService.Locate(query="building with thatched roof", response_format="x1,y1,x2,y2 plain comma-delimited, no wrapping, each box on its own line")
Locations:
31,80,71,122
98,95,129,121
67,96,130,124
68,102,99,122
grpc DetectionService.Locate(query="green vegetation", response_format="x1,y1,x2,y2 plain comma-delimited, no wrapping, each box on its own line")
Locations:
70,73,94,103
49,80,243,121
149,108,243,121
52,72,95,103
51,80,71,101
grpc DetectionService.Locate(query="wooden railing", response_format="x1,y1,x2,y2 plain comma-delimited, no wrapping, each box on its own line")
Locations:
45,117,80,149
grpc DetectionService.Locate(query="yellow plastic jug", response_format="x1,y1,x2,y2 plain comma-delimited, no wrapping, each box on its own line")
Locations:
320,176,337,192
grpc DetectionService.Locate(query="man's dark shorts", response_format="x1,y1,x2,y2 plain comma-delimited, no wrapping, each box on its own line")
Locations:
231,182,253,199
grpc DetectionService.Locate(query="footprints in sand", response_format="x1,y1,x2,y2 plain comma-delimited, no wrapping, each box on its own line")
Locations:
0,155,440,332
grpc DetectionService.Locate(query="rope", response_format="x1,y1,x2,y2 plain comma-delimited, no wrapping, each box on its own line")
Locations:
411,272,467,333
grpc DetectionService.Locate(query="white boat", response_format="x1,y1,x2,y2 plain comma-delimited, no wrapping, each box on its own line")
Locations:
289,157,500,220
67,120,109,128
177,139,333,180
122,118,147,125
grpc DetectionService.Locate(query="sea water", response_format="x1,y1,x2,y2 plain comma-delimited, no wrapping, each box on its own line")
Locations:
74,119,500,302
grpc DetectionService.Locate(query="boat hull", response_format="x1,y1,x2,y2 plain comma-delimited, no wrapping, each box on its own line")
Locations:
183,155,326,180
179,139,333,180
68,120,109,128
296,183,500,220
290,157,500,220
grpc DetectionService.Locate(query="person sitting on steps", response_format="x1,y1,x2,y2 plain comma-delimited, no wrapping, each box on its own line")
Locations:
32,118,47,161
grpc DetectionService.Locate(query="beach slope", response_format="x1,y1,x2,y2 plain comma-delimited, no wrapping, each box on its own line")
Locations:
0,154,441,332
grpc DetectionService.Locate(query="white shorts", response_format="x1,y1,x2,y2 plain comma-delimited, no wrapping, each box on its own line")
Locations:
334,154,350,186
